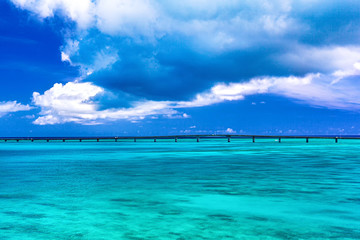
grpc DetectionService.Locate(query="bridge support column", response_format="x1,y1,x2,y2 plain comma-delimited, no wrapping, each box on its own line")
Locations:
197,137,199,142
175,137,178,142
252,136,255,143
335,138,338,143
228,137,231,142
306,138,309,143
279,137,281,143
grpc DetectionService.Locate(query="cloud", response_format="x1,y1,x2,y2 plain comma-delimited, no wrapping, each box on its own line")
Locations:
9,0,360,125
186,63,360,110
10,0,95,29
278,45,360,74
95,0,160,38
10,0,296,40
10,0,360,60
32,62,360,125
32,81,182,125
0,101,32,117
226,128,236,134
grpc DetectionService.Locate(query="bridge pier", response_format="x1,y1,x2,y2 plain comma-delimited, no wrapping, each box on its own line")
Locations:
175,137,178,142
278,137,281,143
197,137,200,142
252,136,255,143
306,138,309,143
335,138,338,143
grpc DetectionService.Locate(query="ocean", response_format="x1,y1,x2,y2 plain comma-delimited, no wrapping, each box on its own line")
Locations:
0,138,359,239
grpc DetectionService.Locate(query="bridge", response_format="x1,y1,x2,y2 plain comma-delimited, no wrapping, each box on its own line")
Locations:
0,135,357,143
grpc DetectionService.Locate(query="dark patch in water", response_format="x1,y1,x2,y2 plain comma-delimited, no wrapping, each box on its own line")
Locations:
168,231,181,236
68,232,85,239
315,209,350,215
114,212,128,217
19,224,44,234
346,197,360,202
121,232,144,240
273,230,297,240
159,209,182,216
3,211,45,219
208,214,234,222
257,188,287,194
3,211,18,216
22,213,45,219
319,186,338,190
329,226,360,238
0,194,34,199
110,198,133,203
146,200,164,206
0,226,12,230
203,184,224,188
37,202,57,207
246,215,269,222
120,203,139,208
222,191,243,196
214,190,243,196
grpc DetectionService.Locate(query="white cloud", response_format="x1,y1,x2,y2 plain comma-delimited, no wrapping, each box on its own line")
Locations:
226,128,236,134
32,81,182,125
61,51,71,63
278,45,360,74
10,0,302,53
0,101,32,117
186,67,360,110
60,39,119,79
32,82,104,124
90,50,119,73
11,0,95,29
176,62,360,110
95,0,160,38
32,62,360,125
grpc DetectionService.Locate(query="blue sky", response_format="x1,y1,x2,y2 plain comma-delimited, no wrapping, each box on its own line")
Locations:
1,0,360,136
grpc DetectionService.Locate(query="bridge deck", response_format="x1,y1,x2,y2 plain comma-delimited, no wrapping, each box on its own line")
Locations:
0,135,358,142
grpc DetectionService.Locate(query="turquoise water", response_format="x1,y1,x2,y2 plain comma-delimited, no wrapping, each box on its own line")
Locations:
0,138,359,239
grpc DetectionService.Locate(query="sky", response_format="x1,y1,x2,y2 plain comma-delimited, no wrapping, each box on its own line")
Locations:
1,0,360,137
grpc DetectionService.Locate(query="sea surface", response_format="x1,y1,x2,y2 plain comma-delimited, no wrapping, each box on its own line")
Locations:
0,138,359,240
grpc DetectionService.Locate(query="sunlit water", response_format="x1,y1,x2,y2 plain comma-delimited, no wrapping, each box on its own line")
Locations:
0,138,359,240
